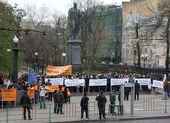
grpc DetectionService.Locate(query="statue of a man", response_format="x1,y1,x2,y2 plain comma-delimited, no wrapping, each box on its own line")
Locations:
68,3,81,40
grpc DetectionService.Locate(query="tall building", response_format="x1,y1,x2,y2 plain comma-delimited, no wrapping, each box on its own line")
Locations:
96,5,122,64
121,0,167,68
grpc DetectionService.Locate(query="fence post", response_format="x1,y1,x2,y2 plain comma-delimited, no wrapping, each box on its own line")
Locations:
120,84,124,115
130,83,135,115
6,106,9,123
48,103,52,123
164,94,167,113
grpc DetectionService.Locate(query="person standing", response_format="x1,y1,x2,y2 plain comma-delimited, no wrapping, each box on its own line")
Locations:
67,88,71,103
20,91,32,120
39,85,46,109
53,90,59,113
80,93,89,119
57,88,65,114
124,81,131,101
135,80,140,100
96,91,107,120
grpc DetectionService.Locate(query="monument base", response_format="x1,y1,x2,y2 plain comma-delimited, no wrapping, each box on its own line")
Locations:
68,39,81,72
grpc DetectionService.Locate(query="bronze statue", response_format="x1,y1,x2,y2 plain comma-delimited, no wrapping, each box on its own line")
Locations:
68,3,81,40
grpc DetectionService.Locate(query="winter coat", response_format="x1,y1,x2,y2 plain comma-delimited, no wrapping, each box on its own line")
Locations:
80,96,89,108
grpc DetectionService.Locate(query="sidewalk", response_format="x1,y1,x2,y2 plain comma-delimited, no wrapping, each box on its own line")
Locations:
0,94,170,123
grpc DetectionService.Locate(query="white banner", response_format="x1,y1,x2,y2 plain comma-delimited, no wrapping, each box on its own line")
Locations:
89,79,107,86
65,79,85,87
135,78,151,86
152,80,163,89
111,78,129,86
45,78,64,85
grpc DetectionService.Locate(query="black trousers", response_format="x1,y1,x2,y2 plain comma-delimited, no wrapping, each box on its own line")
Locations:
57,104,63,114
124,92,129,100
48,92,53,101
54,103,58,113
98,106,106,119
23,106,31,120
81,107,89,119
135,92,139,100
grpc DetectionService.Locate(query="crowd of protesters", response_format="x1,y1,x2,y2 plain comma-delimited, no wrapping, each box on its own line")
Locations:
1,71,170,120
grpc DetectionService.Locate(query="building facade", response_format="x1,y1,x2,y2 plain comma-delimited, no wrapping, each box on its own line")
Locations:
121,0,167,68
96,5,122,64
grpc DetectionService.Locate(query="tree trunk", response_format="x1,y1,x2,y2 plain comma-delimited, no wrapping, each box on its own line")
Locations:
165,17,170,75
135,23,141,68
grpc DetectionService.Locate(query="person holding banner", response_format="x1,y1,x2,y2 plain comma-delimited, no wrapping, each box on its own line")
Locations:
20,91,32,120
135,80,140,100
124,81,130,101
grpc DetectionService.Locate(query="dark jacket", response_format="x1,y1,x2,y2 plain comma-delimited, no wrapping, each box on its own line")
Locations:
58,92,65,104
96,95,107,107
80,96,89,108
53,92,60,103
20,92,31,108
135,82,140,92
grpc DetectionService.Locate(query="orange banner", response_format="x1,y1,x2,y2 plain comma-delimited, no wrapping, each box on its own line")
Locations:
47,85,59,92
47,65,72,76
0,89,17,101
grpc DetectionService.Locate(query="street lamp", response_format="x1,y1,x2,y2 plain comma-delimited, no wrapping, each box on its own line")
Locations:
12,35,19,83
62,52,66,65
34,52,39,73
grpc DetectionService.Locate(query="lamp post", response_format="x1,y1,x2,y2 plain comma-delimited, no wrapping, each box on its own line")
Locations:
12,36,19,83
62,52,66,65
34,52,39,73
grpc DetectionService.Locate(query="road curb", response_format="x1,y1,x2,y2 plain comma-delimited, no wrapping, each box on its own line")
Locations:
53,115,170,123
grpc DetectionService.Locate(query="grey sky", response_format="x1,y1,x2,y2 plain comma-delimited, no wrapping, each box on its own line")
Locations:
8,0,130,15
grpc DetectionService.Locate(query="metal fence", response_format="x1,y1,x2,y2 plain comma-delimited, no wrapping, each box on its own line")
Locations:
0,94,170,123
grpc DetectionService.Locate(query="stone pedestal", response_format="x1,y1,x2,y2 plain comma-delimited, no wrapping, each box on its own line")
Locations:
68,39,81,71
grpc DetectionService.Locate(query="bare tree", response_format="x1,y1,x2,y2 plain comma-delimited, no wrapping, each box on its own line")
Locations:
75,0,105,70
20,5,67,70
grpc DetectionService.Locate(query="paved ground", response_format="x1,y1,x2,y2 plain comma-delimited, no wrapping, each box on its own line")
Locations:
85,119,170,123
0,94,170,123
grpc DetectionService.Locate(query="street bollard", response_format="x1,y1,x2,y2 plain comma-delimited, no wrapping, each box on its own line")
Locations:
130,83,135,115
48,103,52,123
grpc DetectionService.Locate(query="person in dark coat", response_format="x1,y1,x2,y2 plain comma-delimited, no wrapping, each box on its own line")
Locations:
20,91,32,120
135,80,140,100
96,91,107,120
53,90,59,113
124,81,131,101
80,93,89,119
57,89,65,114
